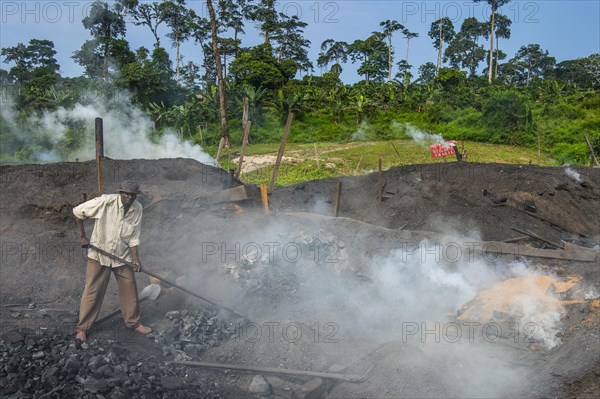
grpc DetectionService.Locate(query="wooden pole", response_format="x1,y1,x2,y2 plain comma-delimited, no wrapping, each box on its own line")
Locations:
537,130,541,165
242,97,249,136
378,157,383,201
583,133,599,167
235,121,252,179
354,156,362,174
215,137,226,163
95,117,103,194
269,112,294,194
333,181,342,217
389,141,400,158
260,182,269,215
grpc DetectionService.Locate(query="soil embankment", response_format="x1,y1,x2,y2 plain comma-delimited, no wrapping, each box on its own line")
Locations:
1,159,599,398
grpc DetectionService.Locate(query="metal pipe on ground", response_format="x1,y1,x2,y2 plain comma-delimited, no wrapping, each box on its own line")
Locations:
171,360,373,382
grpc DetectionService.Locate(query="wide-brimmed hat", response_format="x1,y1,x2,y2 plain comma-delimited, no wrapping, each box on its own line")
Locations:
118,180,142,194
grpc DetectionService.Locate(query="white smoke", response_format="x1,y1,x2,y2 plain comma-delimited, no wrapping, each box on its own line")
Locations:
564,167,583,183
401,122,445,145
351,121,370,141
1,91,215,164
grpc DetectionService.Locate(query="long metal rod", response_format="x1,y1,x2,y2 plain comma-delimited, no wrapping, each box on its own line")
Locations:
171,360,372,383
87,244,248,320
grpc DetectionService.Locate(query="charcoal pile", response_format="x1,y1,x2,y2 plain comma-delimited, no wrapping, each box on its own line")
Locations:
152,307,240,361
0,328,223,398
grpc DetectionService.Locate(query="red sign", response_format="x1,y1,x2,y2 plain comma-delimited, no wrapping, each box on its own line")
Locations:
430,141,456,159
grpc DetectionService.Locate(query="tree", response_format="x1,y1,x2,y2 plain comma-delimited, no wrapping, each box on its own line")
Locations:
217,0,249,42
402,28,419,85
444,17,487,77
206,0,230,146
508,44,556,85
317,39,349,75
379,20,404,82
428,18,455,73
163,0,197,80
118,47,180,106
1,39,61,109
349,33,388,83
555,54,600,89
119,0,166,48
272,15,312,75
248,0,279,45
474,0,511,84
417,62,437,85
73,1,129,80
218,37,240,78
396,60,412,87
1,39,60,89
491,14,511,78
229,44,296,89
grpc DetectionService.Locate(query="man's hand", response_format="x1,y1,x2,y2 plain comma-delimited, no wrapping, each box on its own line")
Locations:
130,246,142,272
79,236,90,248
132,259,142,272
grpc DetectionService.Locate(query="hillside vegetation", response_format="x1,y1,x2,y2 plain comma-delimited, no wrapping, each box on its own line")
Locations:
1,0,598,167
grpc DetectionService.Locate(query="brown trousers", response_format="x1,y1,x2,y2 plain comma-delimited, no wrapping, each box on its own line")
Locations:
77,258,140,331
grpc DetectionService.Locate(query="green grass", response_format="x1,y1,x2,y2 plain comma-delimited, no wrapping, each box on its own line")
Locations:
214,139,554,187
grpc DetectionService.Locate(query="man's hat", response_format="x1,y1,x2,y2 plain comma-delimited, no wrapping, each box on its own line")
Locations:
118,180,142,194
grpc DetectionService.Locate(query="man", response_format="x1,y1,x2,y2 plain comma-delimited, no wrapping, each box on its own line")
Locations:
73,180,152,341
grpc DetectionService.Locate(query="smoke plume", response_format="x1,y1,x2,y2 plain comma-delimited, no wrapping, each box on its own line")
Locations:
0,91,214,164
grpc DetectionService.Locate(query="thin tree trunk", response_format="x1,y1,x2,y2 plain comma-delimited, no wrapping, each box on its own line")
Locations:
495,38,499,78
206,0,230,150
175,32,180,81
488,2,496,84
405,38,411,86
388,37,393,82
437,23,443,73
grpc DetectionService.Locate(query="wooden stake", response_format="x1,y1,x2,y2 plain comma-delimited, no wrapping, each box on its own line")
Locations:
389,141,400,158
583,133,599,167
354,156,362,174
236,121,251,178
242,96,249,135
333,181,342,217
378,157,383,201
269,112,294,194
260,182,269,215
215,137,226,163
537,129,541,165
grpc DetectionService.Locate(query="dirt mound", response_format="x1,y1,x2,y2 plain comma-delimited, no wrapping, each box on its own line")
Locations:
1,159,599,398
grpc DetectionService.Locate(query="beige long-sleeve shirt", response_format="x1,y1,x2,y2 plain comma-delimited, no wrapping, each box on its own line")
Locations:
73,194,142,267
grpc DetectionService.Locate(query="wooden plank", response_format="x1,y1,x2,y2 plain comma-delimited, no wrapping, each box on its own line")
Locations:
473,241,598,262
510,227,565,249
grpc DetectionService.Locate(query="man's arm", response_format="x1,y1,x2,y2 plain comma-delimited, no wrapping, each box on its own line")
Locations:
130,246,142,272
75,216,89,248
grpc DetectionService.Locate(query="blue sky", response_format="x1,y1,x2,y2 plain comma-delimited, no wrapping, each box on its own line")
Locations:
1,0,599,83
